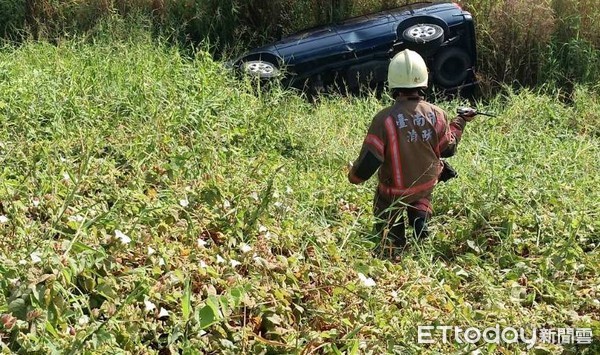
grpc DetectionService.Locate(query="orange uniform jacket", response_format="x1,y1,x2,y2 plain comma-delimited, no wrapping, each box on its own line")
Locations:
348,95,467,207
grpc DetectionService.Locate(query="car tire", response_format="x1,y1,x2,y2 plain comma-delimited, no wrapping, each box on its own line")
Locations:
241,60,280,79
402,23,444,46
432,47,472,88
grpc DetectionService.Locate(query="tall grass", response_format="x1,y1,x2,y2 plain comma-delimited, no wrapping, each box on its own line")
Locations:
463,0,556,87
3,0,600,90
0,28,599,352
463,0,600,92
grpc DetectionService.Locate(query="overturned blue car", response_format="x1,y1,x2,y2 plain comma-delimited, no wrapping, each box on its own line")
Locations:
231,1,477,96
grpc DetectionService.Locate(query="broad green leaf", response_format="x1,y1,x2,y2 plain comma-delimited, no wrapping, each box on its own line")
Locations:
8,298,27,319
198,304,217,329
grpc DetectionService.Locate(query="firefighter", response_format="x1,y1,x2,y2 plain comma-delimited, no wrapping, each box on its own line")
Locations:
347,49,476,257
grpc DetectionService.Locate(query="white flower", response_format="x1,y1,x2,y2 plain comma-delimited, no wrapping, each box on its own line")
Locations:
223,200,231,210
179,198,189,207
253,254,267,267
114,230,131,244
147,246,156,256
158,307,169,318
0,215,8,224
285,186,293,194
30,252,42,264
230,259,241,267
357,273,376,287
68,215,84,223
62,172,70,181
216,255,225,264
250,192,259,201
158,257,165,266
78,315,89,326
32,198,40,207
18,259,27,265
197,238,207,247
258,225,268,233
199,260,208,268
144,300,156,312
239,243,252,253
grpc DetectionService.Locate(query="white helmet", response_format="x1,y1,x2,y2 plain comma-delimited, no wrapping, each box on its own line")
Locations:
388,49,428,89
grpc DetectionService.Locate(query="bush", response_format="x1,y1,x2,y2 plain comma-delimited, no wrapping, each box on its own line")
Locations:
0,0,26,40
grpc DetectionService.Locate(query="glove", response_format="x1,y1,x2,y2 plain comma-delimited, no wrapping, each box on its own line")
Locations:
439,160,458,182
456,107,477,122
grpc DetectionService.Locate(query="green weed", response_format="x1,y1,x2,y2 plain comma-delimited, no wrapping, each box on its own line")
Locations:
0,32,598,353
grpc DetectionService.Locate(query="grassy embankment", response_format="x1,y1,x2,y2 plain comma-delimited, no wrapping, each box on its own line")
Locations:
0,24,599,353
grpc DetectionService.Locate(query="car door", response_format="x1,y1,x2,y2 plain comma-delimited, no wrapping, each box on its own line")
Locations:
335,12,397,60
274,27,348,73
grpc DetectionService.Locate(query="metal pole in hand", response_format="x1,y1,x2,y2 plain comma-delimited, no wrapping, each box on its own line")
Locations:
457,107,497,118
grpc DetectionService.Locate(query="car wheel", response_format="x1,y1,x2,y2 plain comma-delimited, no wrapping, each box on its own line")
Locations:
433,47,472,88
402,24,444,44
399,23,444,56
241,60,279,79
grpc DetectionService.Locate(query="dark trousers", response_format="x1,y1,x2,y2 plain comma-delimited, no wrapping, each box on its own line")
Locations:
374,192,432,248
